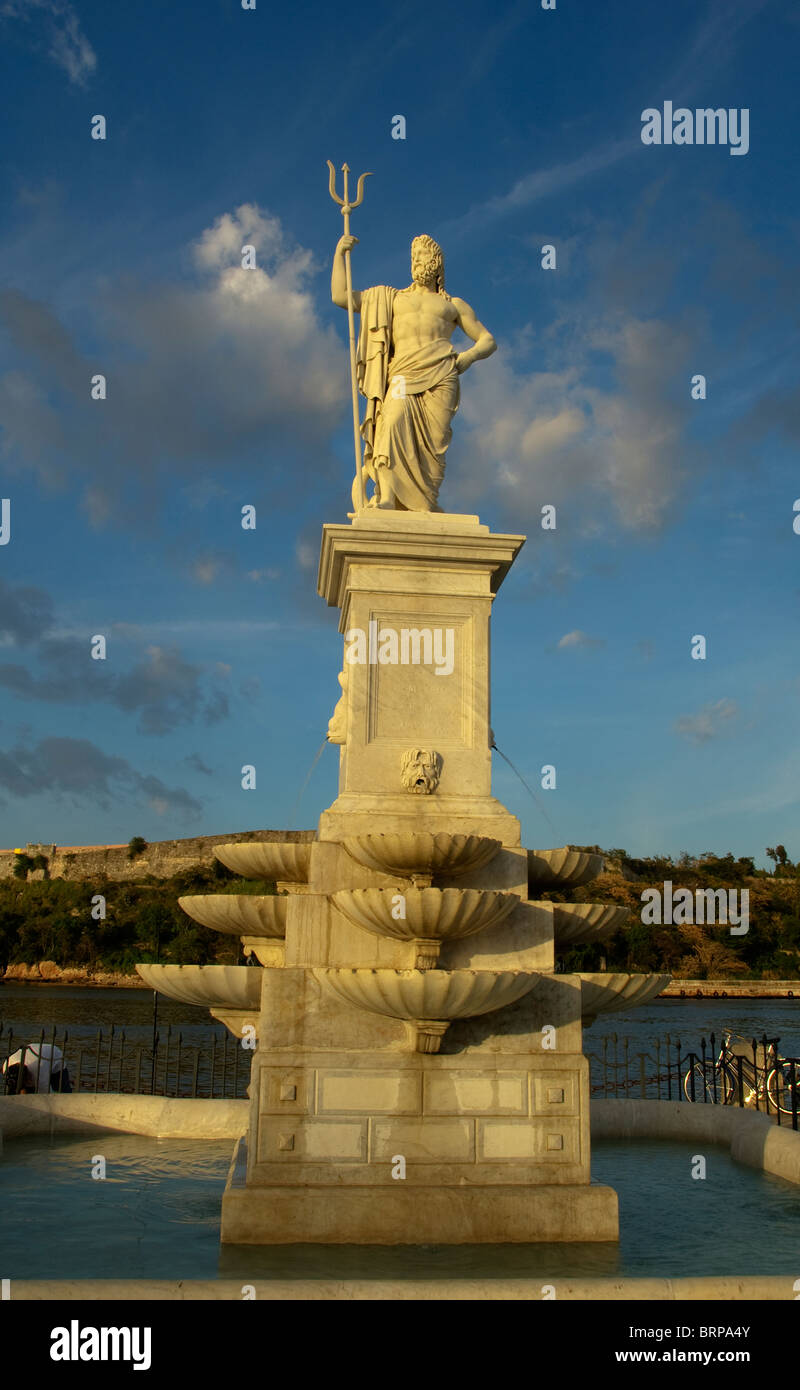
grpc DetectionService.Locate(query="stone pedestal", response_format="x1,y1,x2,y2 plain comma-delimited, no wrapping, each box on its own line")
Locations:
219,511,620,1246
317,512,523,842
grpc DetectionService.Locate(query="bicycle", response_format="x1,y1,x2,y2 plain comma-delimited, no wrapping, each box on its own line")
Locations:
682,1030,800,1113
683,1035,741,1104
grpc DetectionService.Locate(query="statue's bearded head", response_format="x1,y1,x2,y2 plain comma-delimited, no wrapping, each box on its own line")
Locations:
410,235,445,292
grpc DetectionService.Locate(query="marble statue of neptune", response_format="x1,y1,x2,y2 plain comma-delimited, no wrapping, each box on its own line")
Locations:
331,233,496,511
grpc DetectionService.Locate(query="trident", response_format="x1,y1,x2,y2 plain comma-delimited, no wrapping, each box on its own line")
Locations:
327,160,371,511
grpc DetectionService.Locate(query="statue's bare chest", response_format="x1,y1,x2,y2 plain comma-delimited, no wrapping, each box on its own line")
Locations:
392,292,457,338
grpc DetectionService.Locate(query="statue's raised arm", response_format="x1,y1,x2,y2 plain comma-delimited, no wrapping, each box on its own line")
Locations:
331,235,362,313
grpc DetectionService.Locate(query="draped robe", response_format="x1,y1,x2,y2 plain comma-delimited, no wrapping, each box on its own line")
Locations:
356,286,460,511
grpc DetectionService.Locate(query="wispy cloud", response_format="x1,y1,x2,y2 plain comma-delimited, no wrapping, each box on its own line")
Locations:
0,204,345,520
442,0,770,244
674,697,738,743
0,0,96,86
0,581,231,734
247,568,281,583
184,752,213,777
107,620,283,640
296,540,317,571
441,141,634,242
452,309,693,533
0,736,201,820
556,630,605,651
661,0,771,101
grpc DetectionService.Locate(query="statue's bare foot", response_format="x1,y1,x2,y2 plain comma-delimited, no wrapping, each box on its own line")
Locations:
373,462,396,509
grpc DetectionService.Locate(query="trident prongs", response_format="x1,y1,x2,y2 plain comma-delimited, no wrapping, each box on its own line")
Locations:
327,160,372,215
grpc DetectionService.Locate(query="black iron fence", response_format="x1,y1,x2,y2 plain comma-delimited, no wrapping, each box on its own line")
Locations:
0,1023,250,1099
587,1030,800,1129
4,1022,799,1127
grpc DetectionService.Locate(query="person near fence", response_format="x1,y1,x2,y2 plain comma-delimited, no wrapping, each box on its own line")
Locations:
2,1043,72,1094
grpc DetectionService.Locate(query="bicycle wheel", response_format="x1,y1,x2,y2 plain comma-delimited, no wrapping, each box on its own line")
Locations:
767,1067,800,1117
719,1065,740,1105
683,1062,717,1102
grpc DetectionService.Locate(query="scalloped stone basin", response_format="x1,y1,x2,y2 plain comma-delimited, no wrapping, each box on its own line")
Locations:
331,887,519,967
579,972,671,1024
343,833,501,885
313,967,539,1052
213,841,312,882
527,847,604,891
552,904,630,948
178,894,288,938
135,964,262,1010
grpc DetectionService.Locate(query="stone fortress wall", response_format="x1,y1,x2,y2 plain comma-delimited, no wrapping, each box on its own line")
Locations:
0,830,313,883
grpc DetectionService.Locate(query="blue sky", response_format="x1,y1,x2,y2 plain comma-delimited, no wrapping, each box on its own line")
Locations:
0,0,797,865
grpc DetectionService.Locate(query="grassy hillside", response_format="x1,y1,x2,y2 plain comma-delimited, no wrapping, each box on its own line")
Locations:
551,847,800,979
0,860,274,974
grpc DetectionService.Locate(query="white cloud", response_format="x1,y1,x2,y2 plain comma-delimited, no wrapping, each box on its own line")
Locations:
181,479,229,511
0,205,346,512
296,540,317,571
556,630,605,651
451,308,691,533
674,698,738,744
191,557,223,586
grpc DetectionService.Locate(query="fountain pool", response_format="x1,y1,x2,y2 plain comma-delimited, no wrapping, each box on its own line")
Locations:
3,1133,800,1281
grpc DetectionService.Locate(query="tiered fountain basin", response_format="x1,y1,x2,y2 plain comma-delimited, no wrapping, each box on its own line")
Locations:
578,972,671,1025
330,887,519,968
135,963,262,1038
551,904,629,948
343,832,501,887
214,841,312,882
313,967,540,1053
178,893,288,967
178,894,288,937
136,963,262,1008
527,847,604,892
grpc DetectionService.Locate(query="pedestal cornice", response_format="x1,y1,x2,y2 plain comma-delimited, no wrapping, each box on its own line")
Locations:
318,513,526,612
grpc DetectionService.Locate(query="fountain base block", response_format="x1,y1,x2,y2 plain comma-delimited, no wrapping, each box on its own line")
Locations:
221,1139,619,1243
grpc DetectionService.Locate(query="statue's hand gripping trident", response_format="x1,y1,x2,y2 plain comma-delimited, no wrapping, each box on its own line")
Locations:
327,160,371,512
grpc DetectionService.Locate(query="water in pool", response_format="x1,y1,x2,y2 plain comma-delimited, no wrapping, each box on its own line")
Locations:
3,1133,800,1279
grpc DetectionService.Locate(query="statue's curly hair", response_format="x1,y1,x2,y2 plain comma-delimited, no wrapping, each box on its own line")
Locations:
408,234,449,298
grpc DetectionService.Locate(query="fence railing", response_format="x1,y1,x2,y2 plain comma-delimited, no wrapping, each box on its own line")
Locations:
4,1023,799,1129
588,1031,800,1129
0,1023,250,1099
